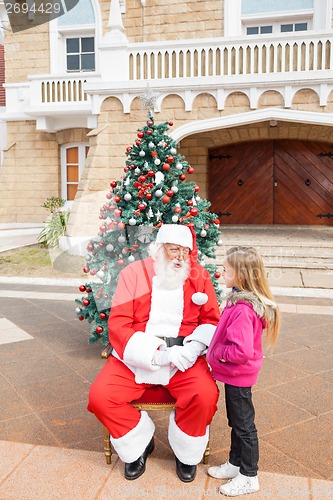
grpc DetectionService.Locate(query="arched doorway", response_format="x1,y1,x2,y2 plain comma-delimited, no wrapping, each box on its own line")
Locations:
209,140,333,225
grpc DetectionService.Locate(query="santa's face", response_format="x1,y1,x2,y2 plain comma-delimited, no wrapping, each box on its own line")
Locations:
163,244,190,268
152,243,190,289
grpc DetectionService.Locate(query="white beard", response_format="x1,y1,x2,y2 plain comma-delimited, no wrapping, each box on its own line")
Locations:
153,249,190,289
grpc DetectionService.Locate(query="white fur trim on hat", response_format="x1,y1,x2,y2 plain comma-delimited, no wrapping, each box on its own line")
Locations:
156,224,193,250
168,410,209,465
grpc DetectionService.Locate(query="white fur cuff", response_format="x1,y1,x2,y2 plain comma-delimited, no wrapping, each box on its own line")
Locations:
184,323,217,348
123,331,166,371
168,410,209,465
110,411,155,463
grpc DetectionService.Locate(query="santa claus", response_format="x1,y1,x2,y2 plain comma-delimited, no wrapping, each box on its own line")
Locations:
88,224,220,482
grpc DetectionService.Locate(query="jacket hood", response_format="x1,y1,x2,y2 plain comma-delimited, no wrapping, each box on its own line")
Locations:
226,289,277,325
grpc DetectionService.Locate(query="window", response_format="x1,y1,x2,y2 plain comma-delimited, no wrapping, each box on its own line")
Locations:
61,144,89,203
66,37,95,72
225,0,331,37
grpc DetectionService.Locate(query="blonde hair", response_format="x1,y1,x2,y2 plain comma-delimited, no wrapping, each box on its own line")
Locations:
225,246,280,347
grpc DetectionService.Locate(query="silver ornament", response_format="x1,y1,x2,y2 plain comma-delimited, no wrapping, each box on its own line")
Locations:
106,244,114,252
128,255,135,263
124,193,132,201
96,270,105,279
118,236,126,243
135,167,141,174
139,150,146,157
170,147,177,155
172,215,179,222
129,218,137,225
148,142,155,149
200,229,207,237
155,189,163,197
176,163,183,170
217,239,223,246
154,158,161,165
171,185,178,193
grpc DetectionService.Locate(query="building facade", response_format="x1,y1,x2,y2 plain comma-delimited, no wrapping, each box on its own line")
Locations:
0,0,332,245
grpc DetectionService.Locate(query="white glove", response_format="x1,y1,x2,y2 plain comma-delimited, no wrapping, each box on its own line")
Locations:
167,341,206,372
152,349,170,367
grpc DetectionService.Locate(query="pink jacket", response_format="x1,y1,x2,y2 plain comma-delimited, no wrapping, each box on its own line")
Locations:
206,290,276,387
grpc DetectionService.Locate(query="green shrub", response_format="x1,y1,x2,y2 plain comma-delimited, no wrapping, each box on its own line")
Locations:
38,197,70,248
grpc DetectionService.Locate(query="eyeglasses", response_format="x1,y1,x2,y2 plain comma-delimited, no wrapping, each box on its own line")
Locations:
164,245,190,257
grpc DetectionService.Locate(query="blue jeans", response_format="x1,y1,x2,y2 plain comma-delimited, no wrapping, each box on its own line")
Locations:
224,384,259,477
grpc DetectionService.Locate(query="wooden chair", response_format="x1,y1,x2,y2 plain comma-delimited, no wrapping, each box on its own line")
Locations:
101,345,210,465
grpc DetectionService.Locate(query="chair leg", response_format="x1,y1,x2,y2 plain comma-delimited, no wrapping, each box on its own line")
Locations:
103,426,112,465
203,438,210,464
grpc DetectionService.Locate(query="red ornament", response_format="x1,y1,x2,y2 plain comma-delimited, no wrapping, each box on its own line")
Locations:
124,167,128,172
108,222,115,230
126,146,132,153
166,190,174,197
103,294,109,300
187,200,194,206
90,270,97,276
204,224,209,229
96,326,104,334
86,288,92,293
162,196,171,204
135,140,141,146
118,222,126,229
100,312,107,320
214,219,221,225
169,121,173,126
174,207,182,213
215,272,221,279
139,175,147,182
87,242,94,251
190,207,199,216
83,266,89,273
138,203,146,211
151,151,158,157
114,195,121,203
114,208,122,217
146,193,153,200
118,259,124,266
99,225,106,232
167,156,174,163
179,174,186,181
78,316,84,321
187,167,194,174
106,192,112,199
147,120,153,127
110,181,117,188
194,185,200,192
162,163,170,171
82,298,90,307
147,130,152,135
147,170,155,177
137,132,144,138
79,285,86,292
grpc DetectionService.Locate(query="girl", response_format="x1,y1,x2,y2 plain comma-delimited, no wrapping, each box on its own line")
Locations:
206,246,280,497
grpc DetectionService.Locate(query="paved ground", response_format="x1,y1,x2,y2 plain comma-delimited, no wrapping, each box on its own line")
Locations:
0,225,332,498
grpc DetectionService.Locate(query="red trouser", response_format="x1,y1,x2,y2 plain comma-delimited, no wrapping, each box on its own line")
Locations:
88,356,219,438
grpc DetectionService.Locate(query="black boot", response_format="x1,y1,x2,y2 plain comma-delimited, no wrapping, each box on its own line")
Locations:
124,437,154,480
175,456,197,482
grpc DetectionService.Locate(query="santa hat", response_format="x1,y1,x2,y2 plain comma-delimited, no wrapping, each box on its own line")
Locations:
155,224,193,250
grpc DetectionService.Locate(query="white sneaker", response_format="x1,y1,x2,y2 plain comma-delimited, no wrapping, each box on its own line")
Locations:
219,473,259,496
207,461,240,479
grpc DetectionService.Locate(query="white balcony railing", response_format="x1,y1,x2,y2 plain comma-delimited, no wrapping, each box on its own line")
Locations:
128,33,332,81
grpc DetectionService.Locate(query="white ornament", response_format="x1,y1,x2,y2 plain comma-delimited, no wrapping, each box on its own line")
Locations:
124,193,132,201
144,161,149,167
156,210,163,221
172,215,179,222
128,255,135,263
192,292,209,305
176,163,183,170
122,247,128,254
106,244,114,252
85,254,91,261
149,142,155,149
170,147,177,155
155,171,165,185
200,229,207,237
195,196,201,202
118,236,126,243
139,151,146,157
75,307,81,314
154,158,161,165
135,167,141,174
171,185,178,193
96,270,105,279
155,189,163,197
129,218,137,225
147,207,154,219
217,239,223,246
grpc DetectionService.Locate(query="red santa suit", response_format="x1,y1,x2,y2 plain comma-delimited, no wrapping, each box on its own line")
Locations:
88,233,220,466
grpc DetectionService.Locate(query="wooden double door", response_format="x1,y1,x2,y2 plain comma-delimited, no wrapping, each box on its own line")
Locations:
209,140,333,225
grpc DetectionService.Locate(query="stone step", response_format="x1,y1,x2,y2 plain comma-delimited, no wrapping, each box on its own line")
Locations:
209,225,333,289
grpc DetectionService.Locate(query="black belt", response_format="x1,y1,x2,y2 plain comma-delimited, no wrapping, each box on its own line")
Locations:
160,336,185,347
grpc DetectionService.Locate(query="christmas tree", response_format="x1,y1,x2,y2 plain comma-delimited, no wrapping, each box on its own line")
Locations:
75,111,223,345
